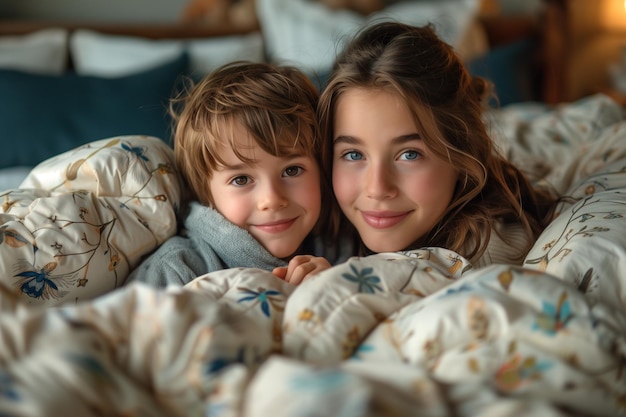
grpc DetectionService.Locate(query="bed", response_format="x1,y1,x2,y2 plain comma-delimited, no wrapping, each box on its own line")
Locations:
3,1,626,416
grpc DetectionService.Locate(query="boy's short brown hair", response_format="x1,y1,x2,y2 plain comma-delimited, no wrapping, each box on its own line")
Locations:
170,61,320,207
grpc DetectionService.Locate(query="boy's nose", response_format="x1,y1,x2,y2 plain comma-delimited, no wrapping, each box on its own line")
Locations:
257,182,288,210
365,163,396,200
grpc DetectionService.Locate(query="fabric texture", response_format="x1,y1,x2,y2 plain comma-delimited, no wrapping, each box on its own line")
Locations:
0,28,68,75
70,29,265,77
127,201,355,287
1,248,625,416
0,136,182,306
0,53,188,169
256,0,480,74
1,95,626,416
126,202,288,287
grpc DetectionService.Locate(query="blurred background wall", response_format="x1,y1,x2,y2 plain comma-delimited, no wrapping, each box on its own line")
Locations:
0,0,188,23
0,0,541,23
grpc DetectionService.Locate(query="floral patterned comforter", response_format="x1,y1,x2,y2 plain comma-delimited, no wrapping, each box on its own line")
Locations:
0,135,182,305
1,249,625,416
1,95,626,416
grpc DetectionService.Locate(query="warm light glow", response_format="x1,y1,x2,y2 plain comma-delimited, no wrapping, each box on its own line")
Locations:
602,0,626,31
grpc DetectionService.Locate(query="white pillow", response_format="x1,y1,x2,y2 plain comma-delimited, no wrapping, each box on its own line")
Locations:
256,0,364,74
70,29,265,77
256,0,481,74
188,32,264,74
0,28,68,75
0,166,32,190
70,29,183,77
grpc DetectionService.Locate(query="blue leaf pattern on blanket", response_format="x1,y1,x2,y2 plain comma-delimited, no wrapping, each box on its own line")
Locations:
0,371,19,402
15,263,60,299
206,346,246,375
121,141,150,162
237,287,283,318
341,263,383,294
289,368,348,391
0,225,29,248
533,292,573,335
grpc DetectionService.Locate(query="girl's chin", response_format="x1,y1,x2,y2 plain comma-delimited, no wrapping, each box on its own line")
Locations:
362,240,405,254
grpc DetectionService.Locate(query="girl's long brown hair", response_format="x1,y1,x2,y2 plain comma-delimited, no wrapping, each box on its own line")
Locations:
318,21,557,262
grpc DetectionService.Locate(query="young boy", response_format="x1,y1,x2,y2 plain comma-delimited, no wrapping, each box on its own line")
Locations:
125,61,349,287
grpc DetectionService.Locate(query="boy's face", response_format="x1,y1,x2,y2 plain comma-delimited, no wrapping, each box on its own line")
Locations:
209,123,321,259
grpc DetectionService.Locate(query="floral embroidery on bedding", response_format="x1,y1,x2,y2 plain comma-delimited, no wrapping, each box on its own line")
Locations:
525,194,619,270
205,346,248,375
0,135,182,306
237,286,285,318
534,292,573,335
10,191,122,301
0,371,19,402
495,341,553,392
341,264,383,294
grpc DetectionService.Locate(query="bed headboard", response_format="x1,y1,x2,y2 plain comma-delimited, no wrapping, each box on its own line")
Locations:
0,20,259,38
0,10,552,171
0,19,265,170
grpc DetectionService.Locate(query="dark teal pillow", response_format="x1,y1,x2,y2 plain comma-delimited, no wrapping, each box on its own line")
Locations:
0,53,188,169
467,38,537,107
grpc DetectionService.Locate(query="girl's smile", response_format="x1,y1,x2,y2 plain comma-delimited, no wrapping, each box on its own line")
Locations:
332,87,459,253
360,210,412,229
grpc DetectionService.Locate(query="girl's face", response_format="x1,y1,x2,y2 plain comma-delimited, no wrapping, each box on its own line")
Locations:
209,122,321,259
332,87,459,253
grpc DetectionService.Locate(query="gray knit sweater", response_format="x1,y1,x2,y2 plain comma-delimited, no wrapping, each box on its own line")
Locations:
125,202,352,287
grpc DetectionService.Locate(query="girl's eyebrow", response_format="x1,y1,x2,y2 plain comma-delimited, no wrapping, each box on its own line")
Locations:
334,133,421,145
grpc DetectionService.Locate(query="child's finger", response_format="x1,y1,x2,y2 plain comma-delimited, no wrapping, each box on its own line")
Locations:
272,266,288,280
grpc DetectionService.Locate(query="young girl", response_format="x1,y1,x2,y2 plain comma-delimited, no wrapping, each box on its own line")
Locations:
318,21,557,267
126,61,350,287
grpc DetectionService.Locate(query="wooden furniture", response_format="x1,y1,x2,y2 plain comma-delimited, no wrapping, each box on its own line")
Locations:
0,20,259,39
542,0,569,104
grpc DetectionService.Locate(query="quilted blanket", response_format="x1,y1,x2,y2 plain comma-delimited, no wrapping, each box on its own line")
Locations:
1,250,625,416
0,135,182,305
1,94,626,416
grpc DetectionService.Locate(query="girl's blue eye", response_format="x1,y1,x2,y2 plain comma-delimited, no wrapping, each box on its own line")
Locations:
343,151,363,161
283,166,303,177
231,176,250,186
400,150,420,161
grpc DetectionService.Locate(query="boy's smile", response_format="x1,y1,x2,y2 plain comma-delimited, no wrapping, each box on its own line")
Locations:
209,123,321,259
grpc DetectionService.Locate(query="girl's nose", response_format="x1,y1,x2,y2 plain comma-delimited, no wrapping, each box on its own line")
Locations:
257,181,289,210
365,162,397,200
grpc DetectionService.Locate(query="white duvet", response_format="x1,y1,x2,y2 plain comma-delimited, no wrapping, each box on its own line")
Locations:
1,95,626,416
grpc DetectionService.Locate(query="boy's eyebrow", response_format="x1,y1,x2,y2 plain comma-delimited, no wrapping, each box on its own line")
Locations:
333,133,421,145
216,161,253,171
216,153,310,171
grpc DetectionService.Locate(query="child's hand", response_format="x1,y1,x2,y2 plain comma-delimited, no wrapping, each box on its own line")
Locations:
272,255,331,285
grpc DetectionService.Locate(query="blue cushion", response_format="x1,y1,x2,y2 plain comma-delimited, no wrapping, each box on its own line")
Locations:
467,37,536,107
0,53,188,169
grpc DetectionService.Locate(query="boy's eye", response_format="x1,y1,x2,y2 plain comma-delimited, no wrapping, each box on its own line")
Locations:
231,176,251,186
342,151,363,161
283,166,303,177
399,150,421,161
